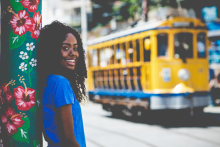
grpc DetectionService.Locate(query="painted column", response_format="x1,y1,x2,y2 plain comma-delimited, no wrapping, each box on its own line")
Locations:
1,0,42,146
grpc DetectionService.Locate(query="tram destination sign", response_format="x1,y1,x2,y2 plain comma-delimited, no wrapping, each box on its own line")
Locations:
172,22,194,28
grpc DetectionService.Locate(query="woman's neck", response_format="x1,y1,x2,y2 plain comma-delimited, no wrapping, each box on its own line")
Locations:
56,67,75,81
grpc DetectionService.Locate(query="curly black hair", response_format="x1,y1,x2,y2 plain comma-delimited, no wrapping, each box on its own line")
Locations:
37,21,87,102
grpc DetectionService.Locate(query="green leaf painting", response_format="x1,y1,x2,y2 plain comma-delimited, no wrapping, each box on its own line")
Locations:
9,0,23,12
9,31,26,49
12,117,30,143
33,140,40,147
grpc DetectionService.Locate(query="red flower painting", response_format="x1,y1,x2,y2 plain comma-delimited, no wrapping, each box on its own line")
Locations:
14,86,36,111
10,10,32,36
30,12,42,39
2,107,24,136
0,83,13,105
20,0,39,12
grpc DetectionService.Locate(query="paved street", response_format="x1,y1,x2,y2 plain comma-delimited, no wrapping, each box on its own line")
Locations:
43,103,220,147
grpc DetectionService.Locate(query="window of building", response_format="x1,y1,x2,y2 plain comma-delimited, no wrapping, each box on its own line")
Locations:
157,34,168,57
197,32,206,58
209,39,220,64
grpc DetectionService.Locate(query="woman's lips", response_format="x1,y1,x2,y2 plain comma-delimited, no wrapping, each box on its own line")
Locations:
66,60,76,66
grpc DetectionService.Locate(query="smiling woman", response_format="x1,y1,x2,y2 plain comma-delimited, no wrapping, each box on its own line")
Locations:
60,33,79,71
37,21,87,147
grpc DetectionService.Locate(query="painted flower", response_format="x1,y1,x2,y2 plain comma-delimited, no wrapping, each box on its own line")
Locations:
19,62,27,71
19,51,29,60
29,58,37,67
0,83,13,105
26,42,35,51
30,12,42,39
10,10,32,36
14,86,36,111
2,107,24,136
20,0,39,12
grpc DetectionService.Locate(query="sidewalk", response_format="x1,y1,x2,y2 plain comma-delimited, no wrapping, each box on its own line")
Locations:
204,106,220,113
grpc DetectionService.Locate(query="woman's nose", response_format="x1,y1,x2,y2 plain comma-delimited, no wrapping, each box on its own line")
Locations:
69,48,75,55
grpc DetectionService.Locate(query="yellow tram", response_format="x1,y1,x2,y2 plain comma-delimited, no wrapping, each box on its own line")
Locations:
87,17,210,115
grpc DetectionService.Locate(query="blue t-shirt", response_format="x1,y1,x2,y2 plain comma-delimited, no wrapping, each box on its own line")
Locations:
41,74,86,147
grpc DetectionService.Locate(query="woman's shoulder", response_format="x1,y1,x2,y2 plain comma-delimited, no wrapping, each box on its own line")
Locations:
47,74,70,85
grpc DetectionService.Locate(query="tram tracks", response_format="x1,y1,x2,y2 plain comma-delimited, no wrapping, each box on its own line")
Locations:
85,123,158,147
169,130,220,146
85,122,220,147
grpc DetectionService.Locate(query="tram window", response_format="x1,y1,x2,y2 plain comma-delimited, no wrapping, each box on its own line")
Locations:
107,70,111,89
93,71,97,88
97,71,101,88
130,68,135,90
122,43,126,64
101,71,105,89
100,48,107,67
123,68,128,90
112,69,116,89
105,47,112,65
197,33,206,58
128,41,134,62
137,67,142,90
136,39,140,61
103,71,106,89
110,45,114,64
116,44,121,63
92,50,98,67
118,69,122,89
157,34,168,57
143,37,151,61
174,33,193,62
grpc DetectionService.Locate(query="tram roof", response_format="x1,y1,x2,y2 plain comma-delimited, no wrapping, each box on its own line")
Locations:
87,17,207,46
87,20,164,46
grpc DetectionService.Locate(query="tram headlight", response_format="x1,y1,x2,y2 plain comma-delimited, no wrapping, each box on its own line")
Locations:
178,69,190,81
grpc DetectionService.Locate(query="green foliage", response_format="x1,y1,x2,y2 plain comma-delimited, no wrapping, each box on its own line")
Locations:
112,0,142,20
9,0,23,12
90,0,188,29
9,31,26,49
12,117,30,143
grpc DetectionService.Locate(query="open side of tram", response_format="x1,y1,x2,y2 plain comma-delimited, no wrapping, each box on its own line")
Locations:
87,17,210,115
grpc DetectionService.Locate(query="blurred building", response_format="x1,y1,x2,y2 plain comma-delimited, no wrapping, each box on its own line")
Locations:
198,1,220,74
42,0,92,33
